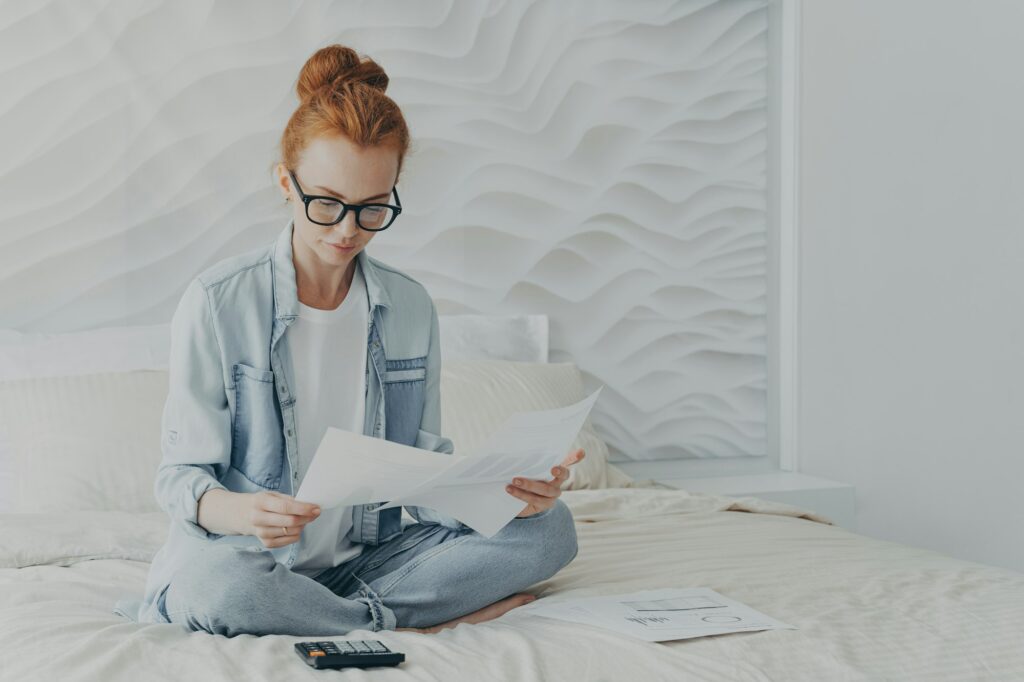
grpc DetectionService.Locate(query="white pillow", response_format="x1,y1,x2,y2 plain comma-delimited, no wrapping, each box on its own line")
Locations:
0,370,168,513
439,360,632,489
439,314,548,363
0,358,626,515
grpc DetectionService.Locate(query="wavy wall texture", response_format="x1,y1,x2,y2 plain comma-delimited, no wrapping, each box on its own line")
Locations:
0,0,770,461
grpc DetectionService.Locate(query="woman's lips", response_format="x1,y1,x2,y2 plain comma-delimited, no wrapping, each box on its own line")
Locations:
327,243,356,252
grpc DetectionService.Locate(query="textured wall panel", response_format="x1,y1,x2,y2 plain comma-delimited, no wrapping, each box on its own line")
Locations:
0,0,770,461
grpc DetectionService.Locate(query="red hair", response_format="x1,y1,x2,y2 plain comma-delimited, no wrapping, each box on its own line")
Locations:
278,45,411,181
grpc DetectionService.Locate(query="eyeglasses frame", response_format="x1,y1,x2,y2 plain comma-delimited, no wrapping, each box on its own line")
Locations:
287,168,402,231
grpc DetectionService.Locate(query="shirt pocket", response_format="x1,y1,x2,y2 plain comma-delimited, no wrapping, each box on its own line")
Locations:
230,362,285,489
382,357,426,447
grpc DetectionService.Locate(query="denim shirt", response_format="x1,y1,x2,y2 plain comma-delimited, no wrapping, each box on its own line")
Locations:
124,218,465,625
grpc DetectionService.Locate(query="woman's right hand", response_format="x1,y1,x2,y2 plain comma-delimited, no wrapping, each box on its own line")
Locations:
244,491,322,548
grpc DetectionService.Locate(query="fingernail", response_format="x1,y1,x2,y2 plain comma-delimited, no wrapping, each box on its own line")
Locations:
506,485,514,492
313,508,321,514
514,479,522,485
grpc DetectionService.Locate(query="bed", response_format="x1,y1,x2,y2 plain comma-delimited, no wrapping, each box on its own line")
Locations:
2,322,1023,681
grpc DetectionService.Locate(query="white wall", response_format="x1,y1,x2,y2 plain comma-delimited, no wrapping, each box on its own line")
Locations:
798,0,1024,572
0,0,773,465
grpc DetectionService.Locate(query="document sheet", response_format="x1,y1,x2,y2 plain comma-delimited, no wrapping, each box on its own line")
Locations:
525,587,797,642
294,387,603,537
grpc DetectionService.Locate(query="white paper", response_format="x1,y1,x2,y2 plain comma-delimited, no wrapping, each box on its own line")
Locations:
377,387,601,536
524,588,797,642
293,429,456,508
294,387,603,538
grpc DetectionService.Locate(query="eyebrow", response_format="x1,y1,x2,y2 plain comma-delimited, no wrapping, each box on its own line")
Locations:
313,185,391,202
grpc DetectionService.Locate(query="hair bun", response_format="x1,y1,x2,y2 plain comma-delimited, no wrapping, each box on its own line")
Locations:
296,44,389,102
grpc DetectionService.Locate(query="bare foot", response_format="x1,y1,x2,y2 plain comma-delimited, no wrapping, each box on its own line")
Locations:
395,593,536,634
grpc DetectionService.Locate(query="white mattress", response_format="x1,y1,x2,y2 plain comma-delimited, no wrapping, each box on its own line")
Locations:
2,487,1022,681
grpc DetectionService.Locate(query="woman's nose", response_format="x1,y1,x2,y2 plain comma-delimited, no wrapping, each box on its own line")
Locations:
335,211,361,240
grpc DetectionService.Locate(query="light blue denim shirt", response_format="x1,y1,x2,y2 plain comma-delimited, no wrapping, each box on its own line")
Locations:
122,218,466,625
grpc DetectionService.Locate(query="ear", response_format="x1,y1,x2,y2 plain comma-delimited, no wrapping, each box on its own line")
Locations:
275,163,292,202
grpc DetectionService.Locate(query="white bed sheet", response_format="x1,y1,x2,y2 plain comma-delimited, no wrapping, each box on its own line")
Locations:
1,487,1022,681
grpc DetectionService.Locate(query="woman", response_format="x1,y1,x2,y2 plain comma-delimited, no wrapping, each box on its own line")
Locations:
132,45,584,637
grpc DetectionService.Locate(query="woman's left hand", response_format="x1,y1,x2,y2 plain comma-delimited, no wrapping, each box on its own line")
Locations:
507,447,586,518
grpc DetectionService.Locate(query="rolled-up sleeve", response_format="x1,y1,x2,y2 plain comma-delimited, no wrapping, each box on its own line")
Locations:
153,278,230,541
405,298,469,532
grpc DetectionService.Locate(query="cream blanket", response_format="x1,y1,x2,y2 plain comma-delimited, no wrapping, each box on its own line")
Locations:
1,486,1022,681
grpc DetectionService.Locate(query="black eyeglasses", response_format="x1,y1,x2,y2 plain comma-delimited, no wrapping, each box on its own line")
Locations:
287,169,402,231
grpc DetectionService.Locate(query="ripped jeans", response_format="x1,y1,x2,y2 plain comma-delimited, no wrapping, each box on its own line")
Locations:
160,499,578,637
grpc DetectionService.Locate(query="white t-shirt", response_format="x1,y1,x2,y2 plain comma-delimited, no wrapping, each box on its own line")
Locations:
288,264,368,575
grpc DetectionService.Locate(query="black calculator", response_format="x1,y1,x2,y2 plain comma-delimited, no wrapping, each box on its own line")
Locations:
294,639,405,669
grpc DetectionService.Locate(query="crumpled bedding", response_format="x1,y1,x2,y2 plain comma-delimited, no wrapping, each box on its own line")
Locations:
1,486,1022,681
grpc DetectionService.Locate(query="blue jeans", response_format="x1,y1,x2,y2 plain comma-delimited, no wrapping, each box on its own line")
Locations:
160,499,578,637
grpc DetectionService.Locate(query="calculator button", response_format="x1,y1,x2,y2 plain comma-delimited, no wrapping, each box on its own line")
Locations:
309,651,325,657
369,641,387,652
355,641,372,653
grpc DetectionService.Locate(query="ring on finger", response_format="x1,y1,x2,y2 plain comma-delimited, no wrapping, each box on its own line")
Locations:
282,526,289,536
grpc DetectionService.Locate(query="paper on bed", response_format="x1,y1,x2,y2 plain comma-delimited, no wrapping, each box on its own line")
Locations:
525,587,797,642
294,387,602,537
